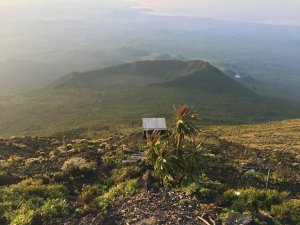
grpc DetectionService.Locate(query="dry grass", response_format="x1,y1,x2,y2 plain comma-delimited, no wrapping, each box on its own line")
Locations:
208,119,300,154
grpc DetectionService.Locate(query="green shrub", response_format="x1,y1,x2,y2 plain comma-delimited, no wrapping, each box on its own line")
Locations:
74,143,88,152
0,202,9,224
242,170,263,180
7,178,69,201
183,181,223,199
79,184,105,203
102,151,122,169
76,184,106,214
0,178,69,224
80,184,106,203
24,157,47,168
6,155,23,167
223,188,288,212
8,202,35,225
199,187,212,197
271,199,300,224
0,188,9,207
230,199,248,213
143,105,209,187
61,157,96,175
96,179,138,212
40,199,71,219
0,160,9,170
182,182,199,195
223,189,238,206
206,182,225,193
179,198,192,205
150,182,161,190
111,166,141,183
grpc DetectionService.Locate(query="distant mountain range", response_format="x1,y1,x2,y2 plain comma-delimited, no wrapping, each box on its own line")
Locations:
1,11,300,99
0,60,299,137
51,60,254,94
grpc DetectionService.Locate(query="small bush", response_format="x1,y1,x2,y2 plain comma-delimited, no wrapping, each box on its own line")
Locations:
0,160,9,170
0,179,69,224
223,188,288,212
182,182,199,195
183,182,224,199
242,170,264,180
8,202,35,225
74,143,89,152
76,184,107,214
199,187,212,197
179,198,192,205
7,178,69,201
111,166,141,183
96,179,138,212
24,157,47,168
102,152,121,169
40,199,71,219
61,157,97,176
0,202,9,224
80,184,106,203
223,189,238,206
230,199,248,213
6,155,23,167
271,199,300,224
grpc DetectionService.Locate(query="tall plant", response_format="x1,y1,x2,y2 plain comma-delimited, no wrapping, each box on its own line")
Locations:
153,142,178,186
144,104,205,187
145,131,178,186
181,139,206,184
173,104,199,156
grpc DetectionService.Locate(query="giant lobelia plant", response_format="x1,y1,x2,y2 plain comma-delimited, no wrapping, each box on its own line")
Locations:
173,104,199,156
144,104,205,187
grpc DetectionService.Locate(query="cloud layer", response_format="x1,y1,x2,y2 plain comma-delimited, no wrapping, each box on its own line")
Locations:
0,0,135,21
134,0,300,25
1,0,300,25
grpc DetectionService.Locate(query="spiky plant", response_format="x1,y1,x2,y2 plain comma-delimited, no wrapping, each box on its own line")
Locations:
153,142,178,186
181,140,206,184
173,104,199,156
145,131,179,186
143,105,203,187
145,130,161,166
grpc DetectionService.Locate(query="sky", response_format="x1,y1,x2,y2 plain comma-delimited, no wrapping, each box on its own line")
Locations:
0,0,134,21
1,0,300,25
133,0,300,25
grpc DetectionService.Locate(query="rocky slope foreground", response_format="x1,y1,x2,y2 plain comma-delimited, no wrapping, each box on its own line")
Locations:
0,133,299,225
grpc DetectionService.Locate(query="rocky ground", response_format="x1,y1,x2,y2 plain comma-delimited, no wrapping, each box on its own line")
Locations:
0,133,299,225
42,190,276,225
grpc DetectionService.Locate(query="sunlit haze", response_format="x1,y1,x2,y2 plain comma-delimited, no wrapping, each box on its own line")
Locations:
1,0,300,25
133,0,300,25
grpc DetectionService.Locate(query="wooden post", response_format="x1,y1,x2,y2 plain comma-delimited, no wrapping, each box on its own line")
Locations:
265,169,271,190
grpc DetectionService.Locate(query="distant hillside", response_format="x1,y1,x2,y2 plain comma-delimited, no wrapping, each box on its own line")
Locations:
0,60,300,137
50,60,221,89
2,13,300,100
157,63,255,96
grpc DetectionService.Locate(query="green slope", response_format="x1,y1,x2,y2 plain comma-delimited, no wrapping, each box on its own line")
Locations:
157,63,255,96
0,60,299,137
50,60,219,89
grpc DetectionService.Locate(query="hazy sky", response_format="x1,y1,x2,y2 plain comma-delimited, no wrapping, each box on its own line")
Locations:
133,0,300,25
0,0,134,21
1,0,300,25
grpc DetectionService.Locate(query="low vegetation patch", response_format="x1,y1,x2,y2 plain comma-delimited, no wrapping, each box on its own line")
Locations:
61,157,97,176
0,178,70,225
0,104,299,225
96,179,138,212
